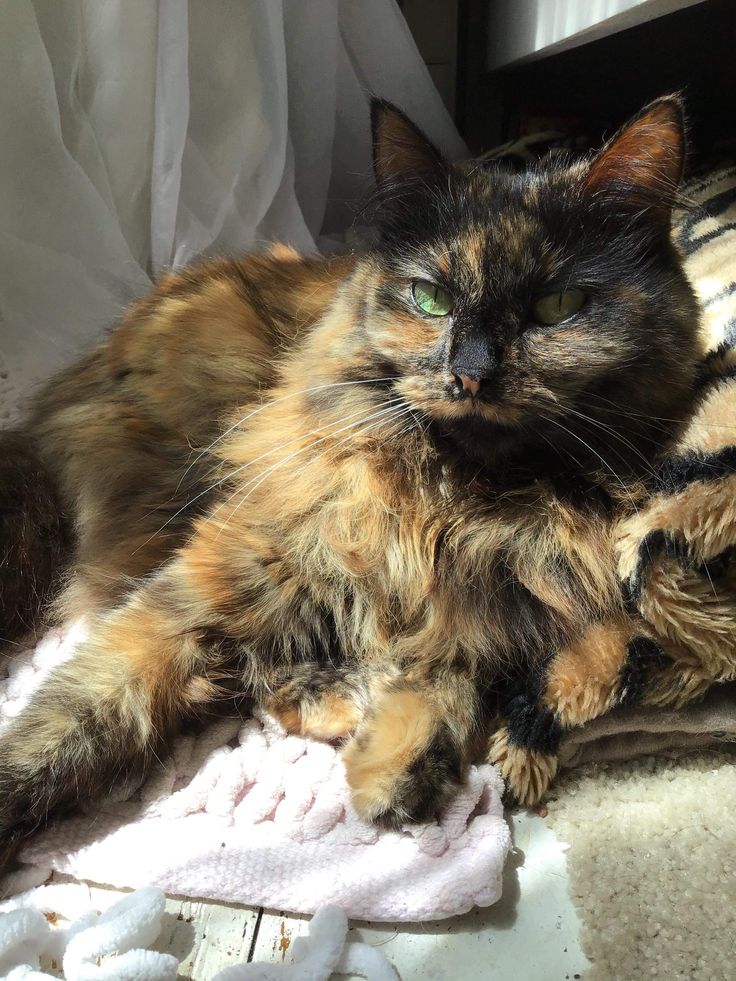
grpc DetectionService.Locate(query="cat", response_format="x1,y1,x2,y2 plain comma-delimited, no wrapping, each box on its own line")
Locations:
0,95,702,872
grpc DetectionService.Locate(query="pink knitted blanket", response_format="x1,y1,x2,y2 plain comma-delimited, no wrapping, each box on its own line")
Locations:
0,625,510,921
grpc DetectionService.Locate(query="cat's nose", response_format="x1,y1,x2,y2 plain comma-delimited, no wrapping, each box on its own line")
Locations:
455,374,482,397
450,332,498,397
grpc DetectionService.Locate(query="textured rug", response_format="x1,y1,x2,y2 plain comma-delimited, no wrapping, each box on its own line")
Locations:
545,751,736,981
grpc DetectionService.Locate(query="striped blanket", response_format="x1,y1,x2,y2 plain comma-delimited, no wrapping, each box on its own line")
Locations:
678,163,736,348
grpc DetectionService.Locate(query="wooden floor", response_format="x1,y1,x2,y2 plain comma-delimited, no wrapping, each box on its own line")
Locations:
38,811,589,980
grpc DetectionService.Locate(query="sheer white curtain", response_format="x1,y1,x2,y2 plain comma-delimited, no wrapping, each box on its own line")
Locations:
0,0,465,416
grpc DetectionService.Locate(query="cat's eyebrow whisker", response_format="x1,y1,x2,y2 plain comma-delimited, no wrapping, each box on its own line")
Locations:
174,377,399,492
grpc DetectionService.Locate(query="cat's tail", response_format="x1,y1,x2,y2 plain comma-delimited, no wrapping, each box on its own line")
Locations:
0,432,71,645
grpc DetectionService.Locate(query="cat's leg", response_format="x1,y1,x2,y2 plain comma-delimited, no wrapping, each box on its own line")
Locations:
341,671,479,827
488,619,665,805
616,375,736,700
0,568,237,874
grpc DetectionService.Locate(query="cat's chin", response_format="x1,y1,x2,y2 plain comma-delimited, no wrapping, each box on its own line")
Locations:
435,414,527,467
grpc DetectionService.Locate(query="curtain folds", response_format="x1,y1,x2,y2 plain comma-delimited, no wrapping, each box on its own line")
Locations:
0,0,465,413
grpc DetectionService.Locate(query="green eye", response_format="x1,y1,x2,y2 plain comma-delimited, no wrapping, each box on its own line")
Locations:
532,289,586,325
412,280,453,317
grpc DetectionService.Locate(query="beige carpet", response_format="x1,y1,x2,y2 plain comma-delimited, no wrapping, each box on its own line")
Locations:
545,752,736,981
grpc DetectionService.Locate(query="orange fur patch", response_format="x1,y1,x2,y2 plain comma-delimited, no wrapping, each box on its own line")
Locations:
544,621,631,726
343,690,435,821
268,692,361,741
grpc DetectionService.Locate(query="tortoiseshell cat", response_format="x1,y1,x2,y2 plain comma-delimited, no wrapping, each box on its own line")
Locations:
0,96,701,869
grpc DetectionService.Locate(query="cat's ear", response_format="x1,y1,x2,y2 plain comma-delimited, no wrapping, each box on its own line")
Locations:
371,100,448,191
583,94,686,223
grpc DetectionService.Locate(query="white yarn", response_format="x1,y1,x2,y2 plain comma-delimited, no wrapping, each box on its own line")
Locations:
208,906,398,981
0,890,398,981
0,887,177,981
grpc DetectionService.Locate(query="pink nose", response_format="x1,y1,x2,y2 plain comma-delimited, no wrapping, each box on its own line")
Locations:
457,374,481,397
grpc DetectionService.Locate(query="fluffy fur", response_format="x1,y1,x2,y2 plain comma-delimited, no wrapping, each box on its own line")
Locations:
0,96,709,870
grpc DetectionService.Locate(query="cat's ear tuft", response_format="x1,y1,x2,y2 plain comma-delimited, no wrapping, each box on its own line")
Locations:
371,100,448,191
583,94,686,222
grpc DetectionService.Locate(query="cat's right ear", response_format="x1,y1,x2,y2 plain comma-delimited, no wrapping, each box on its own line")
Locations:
371,100,448,193
583,94,686,225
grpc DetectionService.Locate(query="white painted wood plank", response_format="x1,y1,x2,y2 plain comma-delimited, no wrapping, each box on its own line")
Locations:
152,894,260,979
485,0,709,71
34,876,260,980
251,908,311,965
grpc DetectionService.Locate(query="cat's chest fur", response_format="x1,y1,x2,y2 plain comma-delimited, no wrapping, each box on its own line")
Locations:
186,439,621,679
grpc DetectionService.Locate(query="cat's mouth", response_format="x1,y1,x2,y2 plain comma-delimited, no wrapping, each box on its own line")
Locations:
439,398,521,425
397,376,524,427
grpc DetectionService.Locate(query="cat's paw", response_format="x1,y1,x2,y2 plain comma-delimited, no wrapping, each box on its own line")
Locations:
265,671,362,742
641,651,722,708
342,689,463,828
487,724,558,807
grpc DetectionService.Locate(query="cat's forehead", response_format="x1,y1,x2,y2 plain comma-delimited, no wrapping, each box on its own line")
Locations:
429,166,575,285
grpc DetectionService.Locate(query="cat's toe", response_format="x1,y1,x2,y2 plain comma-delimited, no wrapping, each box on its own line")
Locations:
487,725,558,807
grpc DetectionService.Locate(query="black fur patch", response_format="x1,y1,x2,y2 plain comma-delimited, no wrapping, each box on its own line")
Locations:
0,433,72,642
505,692,562,754
699,545,736,580
656,446,736,495
619,636,670,705
694,340,736,389
625,529,691,604
374,724,464,829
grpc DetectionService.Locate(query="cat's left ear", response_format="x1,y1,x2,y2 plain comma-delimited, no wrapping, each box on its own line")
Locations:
371,100,448,192
583,94,686,224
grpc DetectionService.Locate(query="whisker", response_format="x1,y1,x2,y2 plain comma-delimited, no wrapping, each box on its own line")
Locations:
174,376,399,492
583,390,736,433
211,402,413,532
211,404,415,540
273,406,417,502
138,393,406,551
563,407,659,480
540,413,641,513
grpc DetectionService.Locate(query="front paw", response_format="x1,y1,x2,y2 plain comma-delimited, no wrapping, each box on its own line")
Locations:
487,725,558,807
342,690,463,828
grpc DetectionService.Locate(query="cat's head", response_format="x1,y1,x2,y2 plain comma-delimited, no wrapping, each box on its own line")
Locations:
349,95,701,478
